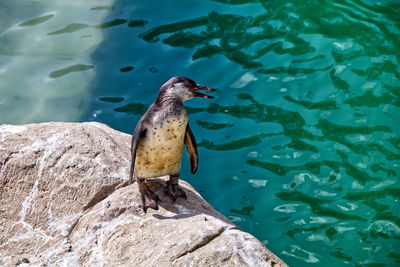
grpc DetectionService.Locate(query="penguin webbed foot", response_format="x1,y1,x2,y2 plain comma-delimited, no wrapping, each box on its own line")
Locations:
164,176,187,202
146,191,160,212
137,178,160,213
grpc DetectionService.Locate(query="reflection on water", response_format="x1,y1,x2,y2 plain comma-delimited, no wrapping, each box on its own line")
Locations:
1,0,400,266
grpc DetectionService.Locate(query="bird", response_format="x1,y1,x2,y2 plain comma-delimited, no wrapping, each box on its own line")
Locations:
129,76,215,212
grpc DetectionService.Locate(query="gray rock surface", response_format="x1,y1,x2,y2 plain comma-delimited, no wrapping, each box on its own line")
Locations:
0,122,287,266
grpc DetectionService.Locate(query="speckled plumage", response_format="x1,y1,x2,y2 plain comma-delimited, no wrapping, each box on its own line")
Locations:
134,106,188,178
129,76,215,212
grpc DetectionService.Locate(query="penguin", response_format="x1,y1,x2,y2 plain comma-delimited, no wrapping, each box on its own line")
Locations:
130,76,215,212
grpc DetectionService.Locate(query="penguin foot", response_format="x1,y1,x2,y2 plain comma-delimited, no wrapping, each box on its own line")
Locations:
146,190,160,211
164,177,187,202
137,178,160,213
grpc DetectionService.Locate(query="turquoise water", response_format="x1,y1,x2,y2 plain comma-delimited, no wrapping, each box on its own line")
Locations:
1,0,400,265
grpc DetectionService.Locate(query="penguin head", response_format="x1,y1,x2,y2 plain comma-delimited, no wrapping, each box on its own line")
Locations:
160,76,215,102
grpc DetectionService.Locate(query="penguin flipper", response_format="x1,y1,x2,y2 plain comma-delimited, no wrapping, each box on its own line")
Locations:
184,123,198,174
130,124,147,183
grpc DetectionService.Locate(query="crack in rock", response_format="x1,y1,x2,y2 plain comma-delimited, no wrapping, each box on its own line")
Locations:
175,226,227,260
82,182,121,211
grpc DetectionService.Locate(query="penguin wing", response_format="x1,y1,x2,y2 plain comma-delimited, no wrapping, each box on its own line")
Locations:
129,123,147,182
184,123,198,174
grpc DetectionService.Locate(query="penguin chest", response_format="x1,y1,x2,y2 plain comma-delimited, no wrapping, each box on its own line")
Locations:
135,116,188,178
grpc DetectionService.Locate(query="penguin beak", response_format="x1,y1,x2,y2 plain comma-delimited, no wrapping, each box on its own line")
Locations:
192,84,216,99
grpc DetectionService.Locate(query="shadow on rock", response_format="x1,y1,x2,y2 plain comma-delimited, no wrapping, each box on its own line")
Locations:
145,178,234,225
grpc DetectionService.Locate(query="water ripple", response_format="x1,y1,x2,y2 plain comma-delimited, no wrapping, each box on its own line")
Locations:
19,14,54,27
49,64,94,78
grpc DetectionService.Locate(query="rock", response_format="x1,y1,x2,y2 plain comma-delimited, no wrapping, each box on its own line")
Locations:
0,122,287,266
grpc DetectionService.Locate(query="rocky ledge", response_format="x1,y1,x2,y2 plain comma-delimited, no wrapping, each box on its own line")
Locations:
0,122,287,266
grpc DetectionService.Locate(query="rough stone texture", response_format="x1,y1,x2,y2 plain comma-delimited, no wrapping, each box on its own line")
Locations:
0,122,287,266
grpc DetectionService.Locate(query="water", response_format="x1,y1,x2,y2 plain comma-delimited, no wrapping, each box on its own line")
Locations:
1,0,399,265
